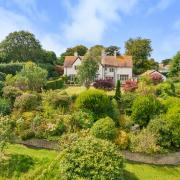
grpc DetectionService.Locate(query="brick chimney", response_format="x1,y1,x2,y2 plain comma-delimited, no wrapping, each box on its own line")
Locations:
114,50,117,59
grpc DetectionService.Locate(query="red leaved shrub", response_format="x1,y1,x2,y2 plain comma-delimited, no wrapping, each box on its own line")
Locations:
150,72,163,85
93,79,114,91
123,80,138,92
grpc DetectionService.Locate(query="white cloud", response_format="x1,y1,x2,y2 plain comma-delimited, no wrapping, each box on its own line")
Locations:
147,0,174,15
63,0,139,43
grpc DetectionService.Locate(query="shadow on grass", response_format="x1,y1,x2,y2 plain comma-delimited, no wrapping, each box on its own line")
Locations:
0,154,35,178
124,170,139,180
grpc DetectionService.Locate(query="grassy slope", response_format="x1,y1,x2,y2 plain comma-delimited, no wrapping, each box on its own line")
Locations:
1,144,180,180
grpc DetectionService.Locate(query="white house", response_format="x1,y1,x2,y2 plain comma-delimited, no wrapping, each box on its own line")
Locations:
64,52,133,83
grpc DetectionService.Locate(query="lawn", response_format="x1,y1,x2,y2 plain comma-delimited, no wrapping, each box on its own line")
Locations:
1,144,180,180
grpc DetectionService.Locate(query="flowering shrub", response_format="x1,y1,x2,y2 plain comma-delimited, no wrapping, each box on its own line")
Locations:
115,130,129,149
93,79,114,90
123,80,138,92
150,72,163,85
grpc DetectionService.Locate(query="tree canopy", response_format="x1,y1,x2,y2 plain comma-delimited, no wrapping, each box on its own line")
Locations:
105,45,120,56
125,37,153,75
0,31,42,62
169,51,180,77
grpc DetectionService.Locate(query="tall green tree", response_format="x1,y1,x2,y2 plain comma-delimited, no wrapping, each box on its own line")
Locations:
77,50,99,88
105,46,120,56
169,51,180,77
58,45,88,65
125,37,153,75
114,80,121,103
0,31,42,62
89,45,105,57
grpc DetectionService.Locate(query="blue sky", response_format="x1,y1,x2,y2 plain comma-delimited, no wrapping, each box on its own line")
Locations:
0,0,180,61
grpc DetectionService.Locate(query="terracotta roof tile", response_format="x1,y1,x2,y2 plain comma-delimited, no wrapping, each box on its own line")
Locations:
64,56,82,67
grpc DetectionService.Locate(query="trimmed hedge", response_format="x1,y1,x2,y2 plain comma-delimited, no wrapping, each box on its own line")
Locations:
0,63,24,75
46,78,64,90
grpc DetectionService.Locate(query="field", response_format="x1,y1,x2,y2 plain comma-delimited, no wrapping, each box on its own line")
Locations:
1,144,180,180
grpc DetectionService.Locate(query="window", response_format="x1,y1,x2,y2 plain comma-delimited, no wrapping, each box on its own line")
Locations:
117,74,129,81
109,68,114,72
74,65,78,70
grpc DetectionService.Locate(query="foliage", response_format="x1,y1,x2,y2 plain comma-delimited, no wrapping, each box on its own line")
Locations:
131,95,162,127
93,79,114,90
169,51,180,77
14,93,40,111
150,72,163,85
46,78,64,90
121,92,138,115
0,154,34,178
123,79,138,92
0,31,41,62
125,37,153,74
105,45,121,55
75,89,120,124
0,72,6,81
114,80,121,103
89,44,105,57
77,50,99,88
0,98,11,115
71,110,94,129
42,90,70,111
129,129,161,154
0,116,15,154
0,81,4,95
18,62,48,91
119,115,134,130
53,137,124,179
115,130,129,149
91,117,117,140
156,81,176,97
148,106,180,150
0,62,24,75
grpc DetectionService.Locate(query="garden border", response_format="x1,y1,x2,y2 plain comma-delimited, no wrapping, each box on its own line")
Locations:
17,138,180,165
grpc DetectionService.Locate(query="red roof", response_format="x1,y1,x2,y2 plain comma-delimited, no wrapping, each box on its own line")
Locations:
64,55,132,68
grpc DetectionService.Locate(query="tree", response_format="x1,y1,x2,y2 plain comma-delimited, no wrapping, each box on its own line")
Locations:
161,59,171,66
89,45,105,57
40,50,57,64
0,31,42,62
125,37,153,75
114,80,121,103
105,45,120,56
58,45,88,65
77,50,99,88
169,51,180,77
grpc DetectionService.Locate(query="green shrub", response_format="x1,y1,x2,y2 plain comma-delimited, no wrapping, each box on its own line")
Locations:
0,81,4,95
131,95,162,127
48,121,66,136
46,137,124,179
46,78,64,90
14,93,40,111
75,89,120,124
91,117,117,140
0,62,24,75
42,90,70,111
121,92,137,115
3,86,22,103
0,72,6,81
0,98,11,115
0,154,34,178
130,129,161,154
156,81,176,97
72,110,94,129
115,130,129,149
161,96,180,111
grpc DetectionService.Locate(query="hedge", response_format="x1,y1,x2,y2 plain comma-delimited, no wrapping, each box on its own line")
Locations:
46,78,64,90
0,63,24,75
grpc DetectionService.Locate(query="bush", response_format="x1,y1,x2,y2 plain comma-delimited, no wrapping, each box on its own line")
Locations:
53,137,124,179
91,117,117,140
75,89,120,124
14,93,40,111
46,78,64,90
0,63,24,75
131,95,162,127
129,129,161,154
156,81,176,97
0,72,6,81
148,107,180,150
0,81,4,95
121,92,137,115
3,86,22,103
123,79,138,92
71,110,94,129
0,98,11,115
93,79,114,90
42,90,71,111
115,130,129,149
150,72,163,85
